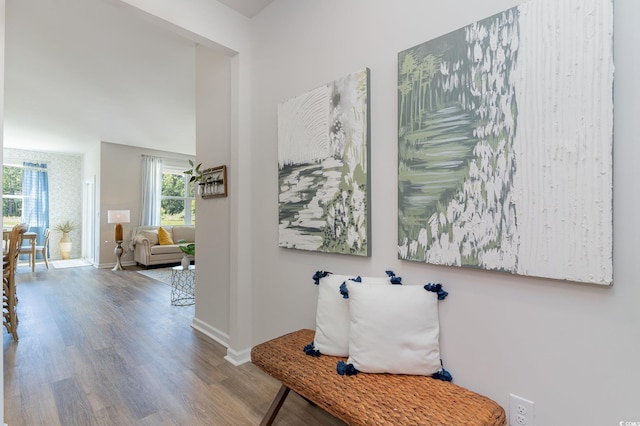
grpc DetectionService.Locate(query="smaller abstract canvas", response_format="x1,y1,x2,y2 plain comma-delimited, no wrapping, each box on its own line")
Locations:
278,68,371,256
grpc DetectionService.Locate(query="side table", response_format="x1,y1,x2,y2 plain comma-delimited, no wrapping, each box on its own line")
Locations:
171,265,195,306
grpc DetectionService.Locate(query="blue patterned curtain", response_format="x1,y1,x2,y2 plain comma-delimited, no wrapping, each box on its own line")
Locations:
21,162,49,253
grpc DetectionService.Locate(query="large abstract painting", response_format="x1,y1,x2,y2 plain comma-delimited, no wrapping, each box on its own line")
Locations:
397,0,613,284
278,68,370,256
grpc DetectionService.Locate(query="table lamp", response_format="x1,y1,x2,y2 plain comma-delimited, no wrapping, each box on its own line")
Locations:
107,210,130,242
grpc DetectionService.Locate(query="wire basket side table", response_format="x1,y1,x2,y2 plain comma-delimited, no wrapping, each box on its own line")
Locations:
170,265,195,306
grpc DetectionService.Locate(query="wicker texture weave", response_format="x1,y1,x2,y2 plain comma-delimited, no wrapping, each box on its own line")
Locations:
252,329,506,426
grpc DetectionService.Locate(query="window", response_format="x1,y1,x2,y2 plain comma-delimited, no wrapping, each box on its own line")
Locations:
161,165,195,225
2,165,24,227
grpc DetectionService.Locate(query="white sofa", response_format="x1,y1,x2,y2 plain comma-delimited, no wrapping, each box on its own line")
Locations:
132,225,195,267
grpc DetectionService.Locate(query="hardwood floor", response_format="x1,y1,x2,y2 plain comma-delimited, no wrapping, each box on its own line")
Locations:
3,265,346,426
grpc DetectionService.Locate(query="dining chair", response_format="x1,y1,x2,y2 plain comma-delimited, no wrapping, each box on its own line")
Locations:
3,223,26,341
19,228,50,270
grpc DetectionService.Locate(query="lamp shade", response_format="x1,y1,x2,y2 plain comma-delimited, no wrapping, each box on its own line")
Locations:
107,210,130,224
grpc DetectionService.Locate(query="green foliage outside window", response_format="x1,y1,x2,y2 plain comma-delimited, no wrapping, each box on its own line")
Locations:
161,174,185,216
161,170,195,225
2,166,23,226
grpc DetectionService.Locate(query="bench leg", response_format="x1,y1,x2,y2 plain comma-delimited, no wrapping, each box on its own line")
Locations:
260,384,290,426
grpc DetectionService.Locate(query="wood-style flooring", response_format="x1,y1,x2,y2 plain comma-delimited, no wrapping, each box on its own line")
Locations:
3,265,346,425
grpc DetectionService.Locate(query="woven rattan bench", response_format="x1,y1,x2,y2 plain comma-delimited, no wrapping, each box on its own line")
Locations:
251,329,506,425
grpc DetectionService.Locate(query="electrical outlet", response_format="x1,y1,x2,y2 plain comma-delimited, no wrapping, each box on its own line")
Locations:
509,394,534,426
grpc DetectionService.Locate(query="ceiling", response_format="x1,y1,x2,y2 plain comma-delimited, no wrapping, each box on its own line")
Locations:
217,0,276,18
3,0,275,156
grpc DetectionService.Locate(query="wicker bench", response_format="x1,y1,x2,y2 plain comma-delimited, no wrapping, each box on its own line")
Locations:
251,329,506,426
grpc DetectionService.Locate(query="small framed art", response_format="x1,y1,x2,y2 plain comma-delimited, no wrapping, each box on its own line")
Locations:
200,165,227,198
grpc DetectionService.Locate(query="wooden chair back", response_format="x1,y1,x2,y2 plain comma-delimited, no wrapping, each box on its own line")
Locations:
4,224,27,276
3,223,27,340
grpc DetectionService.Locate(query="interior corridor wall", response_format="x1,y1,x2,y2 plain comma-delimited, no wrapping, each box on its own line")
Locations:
249,1,640,424
191,45,232,345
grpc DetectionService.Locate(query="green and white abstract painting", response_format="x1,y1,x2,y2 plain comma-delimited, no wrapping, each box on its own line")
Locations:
398,0,613,284
278,68,370,256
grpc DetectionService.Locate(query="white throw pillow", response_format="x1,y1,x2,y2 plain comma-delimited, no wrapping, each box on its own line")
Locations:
141,230,159,246
172,226,195,243
346,281,442,376
313,273,391,357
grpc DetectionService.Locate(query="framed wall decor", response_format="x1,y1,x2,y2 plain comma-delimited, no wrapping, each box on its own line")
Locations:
277,68,371,256
200,165,227,198
397,0,613,285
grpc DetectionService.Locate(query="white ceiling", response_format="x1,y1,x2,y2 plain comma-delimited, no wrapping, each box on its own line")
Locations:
217,0,276,18
3,0,275,156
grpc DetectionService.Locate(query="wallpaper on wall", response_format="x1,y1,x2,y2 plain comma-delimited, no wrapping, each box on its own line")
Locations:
278,68,371,256
397,0,613,285
4,148,83,260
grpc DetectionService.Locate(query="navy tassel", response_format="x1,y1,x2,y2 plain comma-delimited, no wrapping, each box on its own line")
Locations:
385,270,402,284
339,282,349,299
303,342,321,357
424,283,448,300
431,368,453,382
336,361,359,376
313,270,331,285
431,359,453,381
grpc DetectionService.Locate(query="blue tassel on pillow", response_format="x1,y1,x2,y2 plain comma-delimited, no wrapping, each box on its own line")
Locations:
431,369,453,381
312,270,332,285
339,282,349,299
303,342,321,357
431,359,453,381
385,270,403,285
424,283,448,300
340,276,360,299
336,361,359,376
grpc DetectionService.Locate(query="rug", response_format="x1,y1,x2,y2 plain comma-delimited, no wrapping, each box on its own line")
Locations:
51,258,93,269
137,267,174,286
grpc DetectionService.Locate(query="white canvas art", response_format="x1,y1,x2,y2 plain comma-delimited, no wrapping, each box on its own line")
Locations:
398,0,613,284
278,69,370,256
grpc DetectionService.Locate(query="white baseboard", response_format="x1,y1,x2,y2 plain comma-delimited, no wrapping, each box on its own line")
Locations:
190,318,251,365
191,317,230,348
224,347,251,366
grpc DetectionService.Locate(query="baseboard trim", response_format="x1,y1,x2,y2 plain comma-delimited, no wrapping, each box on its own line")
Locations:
190,318,251,365
191,317,230,348
224,347,252,366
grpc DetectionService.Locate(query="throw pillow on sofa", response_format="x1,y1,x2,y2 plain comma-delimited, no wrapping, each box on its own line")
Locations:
158,227,174,245
172,226,195,243
141,230,159,245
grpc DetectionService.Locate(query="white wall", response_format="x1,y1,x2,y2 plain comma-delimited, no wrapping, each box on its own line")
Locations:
250,1,640,424
191,45,232,345
98,141,193,267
